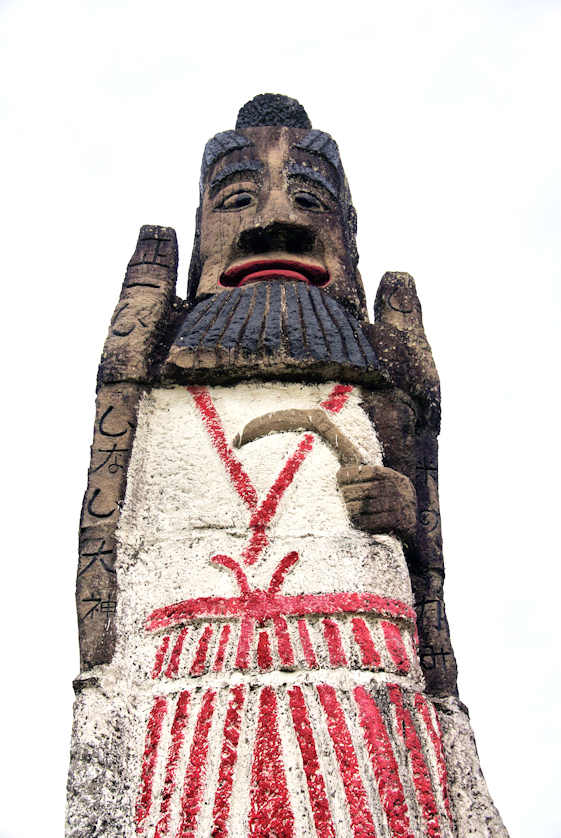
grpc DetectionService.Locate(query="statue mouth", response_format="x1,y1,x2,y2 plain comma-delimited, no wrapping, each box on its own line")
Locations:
220,259,330,288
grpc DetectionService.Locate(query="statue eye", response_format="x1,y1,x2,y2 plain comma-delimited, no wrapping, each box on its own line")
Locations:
293,191,325,211
216,190,255,211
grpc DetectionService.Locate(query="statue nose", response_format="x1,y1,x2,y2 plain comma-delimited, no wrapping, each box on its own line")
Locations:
237,222,315,255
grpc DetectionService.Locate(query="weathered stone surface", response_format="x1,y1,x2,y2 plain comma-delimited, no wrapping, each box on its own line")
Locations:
360,388,418,483
66,683,134,837
414,429,444,570
366,271,440,431
99,225,178,385
77,383,142,669
437,697,509,836
413,568,458,697
411,426,459,696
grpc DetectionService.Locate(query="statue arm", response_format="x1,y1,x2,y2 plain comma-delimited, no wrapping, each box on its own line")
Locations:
353,272,458,697
76,226,178,672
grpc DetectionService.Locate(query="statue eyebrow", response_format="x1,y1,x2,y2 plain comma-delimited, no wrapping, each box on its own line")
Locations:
209,160,263,193
286,162,338,200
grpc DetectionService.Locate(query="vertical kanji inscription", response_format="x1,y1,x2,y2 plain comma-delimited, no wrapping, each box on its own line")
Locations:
75,225,177,669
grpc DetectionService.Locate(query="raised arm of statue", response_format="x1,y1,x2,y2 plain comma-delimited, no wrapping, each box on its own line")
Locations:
76,225,178,670
360,270,458,696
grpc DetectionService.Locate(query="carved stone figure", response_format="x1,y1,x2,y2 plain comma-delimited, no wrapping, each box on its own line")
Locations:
67,94,508,837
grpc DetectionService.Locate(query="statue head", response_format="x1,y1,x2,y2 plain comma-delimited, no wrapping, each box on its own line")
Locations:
187,93,367,321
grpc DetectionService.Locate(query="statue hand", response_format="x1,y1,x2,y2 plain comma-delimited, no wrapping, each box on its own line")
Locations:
365,272,440,432
337,464,417,544
99,225,179,385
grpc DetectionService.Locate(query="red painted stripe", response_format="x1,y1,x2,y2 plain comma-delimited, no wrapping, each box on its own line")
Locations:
322,618,347,666
381,621,411,674
316,684,377,838
244,434,315,564
152,636,171,679
165,627,189,679
154,691,191,838
257,630,273,670
135,695,168,834
297,619,318,668
414,694,452,822
288,687,336,838
268,551,299,594
354,686,414,838
187,384,352,576
351,618,381,668
213,624,231,672
320,383,354,414
235,616,254,670
210,686,246,838
273,615,295,666
249,687,295,838
176,690,217,838
388,685,441,838
188,386,258,509
240,526,269,566
147,590,416,632
249,433,314,531
190,625,214,676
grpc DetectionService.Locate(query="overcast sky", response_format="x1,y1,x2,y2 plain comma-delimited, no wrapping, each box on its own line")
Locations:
1,1,560,836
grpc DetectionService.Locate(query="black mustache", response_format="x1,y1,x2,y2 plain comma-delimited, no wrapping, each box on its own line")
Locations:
237,223,315,256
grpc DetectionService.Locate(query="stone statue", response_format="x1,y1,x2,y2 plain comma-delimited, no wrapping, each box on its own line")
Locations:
67,94,508,837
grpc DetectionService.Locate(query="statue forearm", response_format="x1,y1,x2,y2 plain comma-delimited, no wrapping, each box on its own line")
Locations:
76,225,178,670
358,272,458,697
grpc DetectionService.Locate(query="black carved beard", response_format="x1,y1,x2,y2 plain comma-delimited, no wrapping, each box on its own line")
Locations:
164,281,383,386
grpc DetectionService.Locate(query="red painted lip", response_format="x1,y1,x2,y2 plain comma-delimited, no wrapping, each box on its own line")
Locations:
220,259,329,288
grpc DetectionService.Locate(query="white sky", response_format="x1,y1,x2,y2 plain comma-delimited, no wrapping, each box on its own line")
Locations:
1,1,560,835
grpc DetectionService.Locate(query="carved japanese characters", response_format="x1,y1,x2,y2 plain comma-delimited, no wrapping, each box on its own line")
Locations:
67,94,508,838
77,226,178,670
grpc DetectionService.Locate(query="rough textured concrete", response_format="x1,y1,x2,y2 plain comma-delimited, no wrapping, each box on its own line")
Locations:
436,698,509,837
98,224,178,386
66,676,134,837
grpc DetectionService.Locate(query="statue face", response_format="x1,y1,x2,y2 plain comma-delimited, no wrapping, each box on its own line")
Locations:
196,126,364,316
